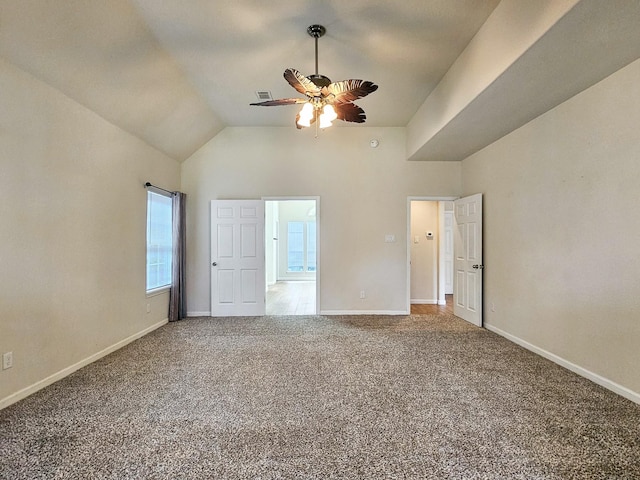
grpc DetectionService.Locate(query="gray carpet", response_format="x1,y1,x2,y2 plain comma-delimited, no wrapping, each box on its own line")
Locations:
1,314,639,479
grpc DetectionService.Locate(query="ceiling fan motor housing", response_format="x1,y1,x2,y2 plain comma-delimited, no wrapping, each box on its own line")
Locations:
307,73,331,87
307,24,326,38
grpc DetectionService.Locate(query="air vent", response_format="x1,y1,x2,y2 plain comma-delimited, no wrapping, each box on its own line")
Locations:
255,91,272,101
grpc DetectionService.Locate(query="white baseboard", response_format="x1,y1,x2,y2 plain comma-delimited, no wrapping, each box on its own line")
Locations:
410,299,438,304
320,310,409,316
188,311,413,317
485,323,640,406
0,318,168,411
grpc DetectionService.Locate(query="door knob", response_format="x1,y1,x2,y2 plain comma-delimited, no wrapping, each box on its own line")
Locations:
212,262,217,266
472,264,484,269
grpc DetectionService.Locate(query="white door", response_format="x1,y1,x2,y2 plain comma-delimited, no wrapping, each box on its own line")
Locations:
444,210,454,295
453,194,483,326
211,200,265,316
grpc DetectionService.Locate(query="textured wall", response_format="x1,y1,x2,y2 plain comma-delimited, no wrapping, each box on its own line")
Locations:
181,127,461,315
0,59,180,405
462,59,640,398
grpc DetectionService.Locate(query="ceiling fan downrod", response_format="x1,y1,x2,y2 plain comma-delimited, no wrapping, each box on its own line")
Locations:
306,24,331,87
307,24,325,76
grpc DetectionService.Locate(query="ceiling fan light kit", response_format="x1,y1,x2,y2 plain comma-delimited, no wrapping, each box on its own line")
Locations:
250,24,378,133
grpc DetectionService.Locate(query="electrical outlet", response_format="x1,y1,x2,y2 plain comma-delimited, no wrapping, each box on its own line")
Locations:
3,352,13,370
360,290,366,299
491,303,496,312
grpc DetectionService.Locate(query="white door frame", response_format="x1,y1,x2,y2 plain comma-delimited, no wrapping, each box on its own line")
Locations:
263,196,321,315
406,196,458,314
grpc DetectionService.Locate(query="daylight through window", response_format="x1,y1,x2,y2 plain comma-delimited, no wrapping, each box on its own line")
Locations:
146,191,172,290
287,221,316,273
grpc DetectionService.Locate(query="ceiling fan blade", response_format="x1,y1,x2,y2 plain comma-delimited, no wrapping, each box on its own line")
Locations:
284,68,322,97
322,80,378,104
334,103,366,123
250,98,306,106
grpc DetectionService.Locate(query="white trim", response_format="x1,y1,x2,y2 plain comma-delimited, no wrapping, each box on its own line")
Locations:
485,323,640,406
321,310,409,316
189,310,414,317
146,286,170,297
279,272,316,281
438,201,446,305
410,299,438,304
146,185,173,197
0,319,168,411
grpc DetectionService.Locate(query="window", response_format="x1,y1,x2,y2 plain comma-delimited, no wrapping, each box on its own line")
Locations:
146,191,172,290
307,221,316,272
287,222,304,272
287,221,316,273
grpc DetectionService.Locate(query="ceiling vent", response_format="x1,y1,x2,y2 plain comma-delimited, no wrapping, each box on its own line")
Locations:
255,91,272,101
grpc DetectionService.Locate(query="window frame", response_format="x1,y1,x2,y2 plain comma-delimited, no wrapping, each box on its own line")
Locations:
286,220,316,274
286,221,305,272
146,189,173,293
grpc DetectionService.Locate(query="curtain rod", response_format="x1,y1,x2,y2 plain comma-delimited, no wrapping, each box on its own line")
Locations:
144,182,175,196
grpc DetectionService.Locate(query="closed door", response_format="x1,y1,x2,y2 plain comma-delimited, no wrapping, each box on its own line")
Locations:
453,194,483,326
210,200,265,316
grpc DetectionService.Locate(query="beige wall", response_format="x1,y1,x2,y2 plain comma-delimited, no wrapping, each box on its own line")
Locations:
0,59,180,406
3,36,636,409
181,127,462,315
462,58,640,397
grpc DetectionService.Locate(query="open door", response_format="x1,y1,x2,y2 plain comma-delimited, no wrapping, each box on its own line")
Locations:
210,200,265,316
264,198,318,315
453,194,483,326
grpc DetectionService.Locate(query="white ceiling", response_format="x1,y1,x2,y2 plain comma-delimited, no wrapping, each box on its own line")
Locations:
1,1,639,163
131,0,501,127
0,0,499,161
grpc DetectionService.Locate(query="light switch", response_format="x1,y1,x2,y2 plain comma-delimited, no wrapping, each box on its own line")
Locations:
384,234,395,243
414,236,419,244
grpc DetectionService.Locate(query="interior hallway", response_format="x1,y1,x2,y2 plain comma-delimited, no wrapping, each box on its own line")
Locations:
266,281,316,315
411,295,454,315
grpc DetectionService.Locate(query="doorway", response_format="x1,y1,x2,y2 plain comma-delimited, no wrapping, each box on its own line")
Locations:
407,197,456,314
264,198,319,315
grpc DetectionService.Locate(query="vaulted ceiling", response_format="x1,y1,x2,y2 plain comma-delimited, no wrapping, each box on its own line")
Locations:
1,1,639,163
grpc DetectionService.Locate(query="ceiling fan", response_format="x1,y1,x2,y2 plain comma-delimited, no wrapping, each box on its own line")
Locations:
250,24,378,131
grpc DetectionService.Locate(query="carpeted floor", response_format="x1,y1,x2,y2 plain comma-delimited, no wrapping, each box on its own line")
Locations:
1,314,639,479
